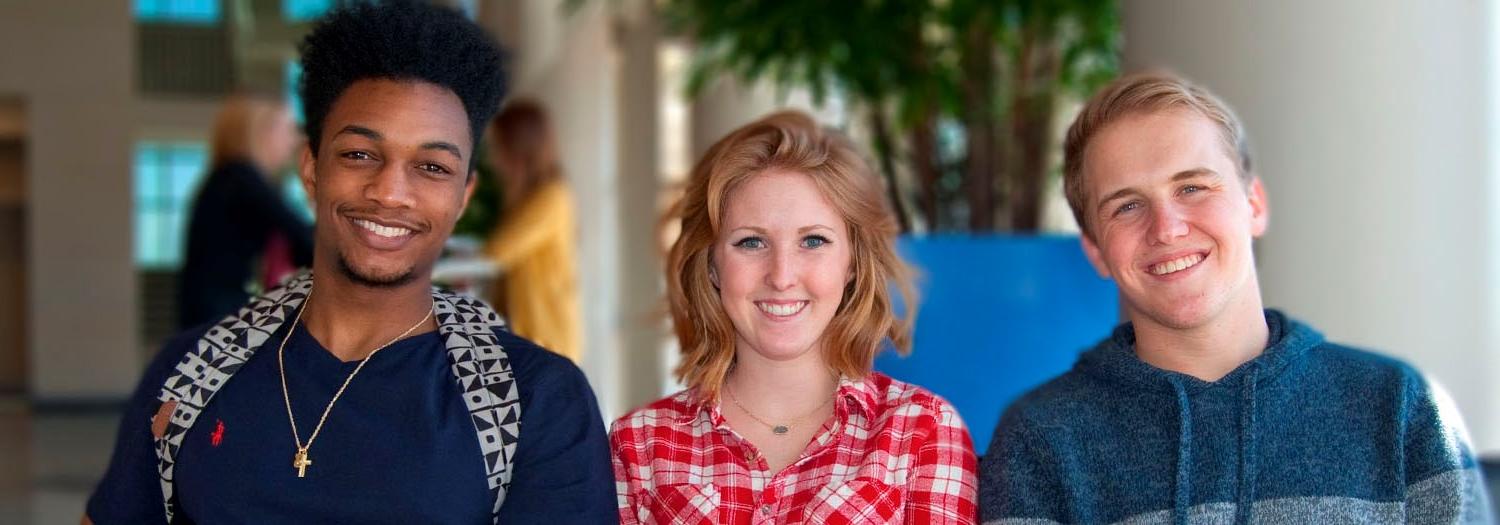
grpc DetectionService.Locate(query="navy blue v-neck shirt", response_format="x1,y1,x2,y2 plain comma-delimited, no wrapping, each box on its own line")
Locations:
87,321,617,524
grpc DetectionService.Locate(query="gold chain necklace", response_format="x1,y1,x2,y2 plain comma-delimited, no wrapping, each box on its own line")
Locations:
277,294,433,478
725,382,834,436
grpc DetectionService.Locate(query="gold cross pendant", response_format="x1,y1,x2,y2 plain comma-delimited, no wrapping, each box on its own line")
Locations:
293,447,312,478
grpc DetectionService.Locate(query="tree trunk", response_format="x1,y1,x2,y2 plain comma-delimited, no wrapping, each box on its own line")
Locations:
1008,24,1061,232
960,10,998,231
867,107,912,233
908,110,940,231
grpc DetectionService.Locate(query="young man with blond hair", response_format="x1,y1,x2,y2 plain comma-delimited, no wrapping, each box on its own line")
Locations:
979,72,1491,524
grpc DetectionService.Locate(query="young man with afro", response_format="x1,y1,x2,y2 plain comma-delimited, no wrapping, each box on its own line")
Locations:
83,2,616,523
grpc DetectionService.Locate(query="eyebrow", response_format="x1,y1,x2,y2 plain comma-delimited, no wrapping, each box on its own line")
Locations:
420,141,464,161
335,125,381,141
728,224,835,235
333,125,465,161
1094,168,1220,216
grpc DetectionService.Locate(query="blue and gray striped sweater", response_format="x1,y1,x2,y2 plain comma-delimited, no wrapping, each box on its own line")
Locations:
979,310,1491,524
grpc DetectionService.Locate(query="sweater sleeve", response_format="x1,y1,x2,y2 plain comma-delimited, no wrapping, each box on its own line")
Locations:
1401,372,1492,525
979,406,1069,524
485,182,569,271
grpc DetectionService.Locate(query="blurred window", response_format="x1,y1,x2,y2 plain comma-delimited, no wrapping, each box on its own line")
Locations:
283,0,334,22
281,59,315,222
284,60,305,125
134,141,209,269
134,0,221,24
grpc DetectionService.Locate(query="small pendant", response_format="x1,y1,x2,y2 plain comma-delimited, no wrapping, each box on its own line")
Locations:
293,448,312,478
772,425,789,435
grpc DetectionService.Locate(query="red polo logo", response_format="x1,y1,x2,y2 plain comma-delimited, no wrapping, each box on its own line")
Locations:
210,419,225,447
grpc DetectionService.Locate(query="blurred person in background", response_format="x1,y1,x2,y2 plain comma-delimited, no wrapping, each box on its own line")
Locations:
980,72,1492,524
484,99,581,362
83,2,614,524
611,111,979,524
177,92,313,329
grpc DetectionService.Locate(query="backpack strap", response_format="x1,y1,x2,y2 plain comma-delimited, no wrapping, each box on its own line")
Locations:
154,272,312,522
154,272,521,524
433,288,519,522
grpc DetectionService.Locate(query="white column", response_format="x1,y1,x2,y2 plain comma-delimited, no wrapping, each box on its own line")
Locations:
0,1,138,399
613,0,668,414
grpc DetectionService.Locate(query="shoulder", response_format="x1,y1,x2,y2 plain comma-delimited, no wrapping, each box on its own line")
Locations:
139,323,219,392
859,372,958,417
610,390,697,436
1300,341,1432,406
609,390,702,453
855,372,970,439
489,327,593,402
1307,341,1421,381
977,368,1117,456
536,180,572,201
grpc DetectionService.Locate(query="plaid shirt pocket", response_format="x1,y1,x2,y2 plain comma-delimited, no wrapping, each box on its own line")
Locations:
640,483,720,525
799,477,904,524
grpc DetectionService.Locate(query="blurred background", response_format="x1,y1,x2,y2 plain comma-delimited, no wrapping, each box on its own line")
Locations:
1,0,1498,522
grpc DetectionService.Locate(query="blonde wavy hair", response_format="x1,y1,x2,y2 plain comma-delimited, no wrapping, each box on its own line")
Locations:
664,110,915,403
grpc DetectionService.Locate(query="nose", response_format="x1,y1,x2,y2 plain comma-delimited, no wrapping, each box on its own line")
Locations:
765,247,797,291
1149,201,1189,244
363,163,416,209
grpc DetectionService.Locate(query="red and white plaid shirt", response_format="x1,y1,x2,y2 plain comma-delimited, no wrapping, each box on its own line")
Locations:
611,372,978,524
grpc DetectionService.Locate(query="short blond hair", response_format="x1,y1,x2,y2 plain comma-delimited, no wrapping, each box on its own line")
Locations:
664,111,915,403
209,93,288,169
1062,72,1252,238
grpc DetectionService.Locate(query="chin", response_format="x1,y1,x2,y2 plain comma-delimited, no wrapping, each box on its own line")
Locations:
337,253,419,288
743,338,819,362
1139,296,1222,330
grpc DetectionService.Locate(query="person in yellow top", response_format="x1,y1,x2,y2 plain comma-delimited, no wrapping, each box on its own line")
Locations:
485,99,581,362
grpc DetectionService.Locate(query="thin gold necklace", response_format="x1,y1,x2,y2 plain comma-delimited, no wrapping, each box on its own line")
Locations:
725,381,834,436
277,294,433,478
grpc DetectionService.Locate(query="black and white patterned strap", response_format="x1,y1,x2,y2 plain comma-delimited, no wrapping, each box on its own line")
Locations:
154,271,519,523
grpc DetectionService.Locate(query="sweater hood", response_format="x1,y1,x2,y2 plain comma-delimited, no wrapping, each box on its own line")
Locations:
1075,309,1325,395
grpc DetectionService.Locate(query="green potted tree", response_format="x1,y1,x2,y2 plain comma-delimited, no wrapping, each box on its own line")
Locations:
660,0,1126,448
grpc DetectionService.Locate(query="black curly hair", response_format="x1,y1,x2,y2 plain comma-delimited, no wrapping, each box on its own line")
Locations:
298,0,507,170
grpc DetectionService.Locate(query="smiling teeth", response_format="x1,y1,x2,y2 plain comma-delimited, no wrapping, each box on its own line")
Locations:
355,219,412,238
757,301,807,316
1150,253,1205,276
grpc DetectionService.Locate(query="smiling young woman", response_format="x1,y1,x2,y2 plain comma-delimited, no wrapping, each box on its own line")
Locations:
610,111,979,524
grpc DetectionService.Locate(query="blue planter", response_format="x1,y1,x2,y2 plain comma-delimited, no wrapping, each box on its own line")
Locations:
875,234,1119,454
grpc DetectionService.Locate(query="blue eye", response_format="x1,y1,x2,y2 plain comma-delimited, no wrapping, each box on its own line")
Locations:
1113,201,1141,217
733,237,765,249
801,235,830,248
1181,185,1205,195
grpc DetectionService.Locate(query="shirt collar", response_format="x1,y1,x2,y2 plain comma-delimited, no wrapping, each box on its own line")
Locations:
836,374,879,419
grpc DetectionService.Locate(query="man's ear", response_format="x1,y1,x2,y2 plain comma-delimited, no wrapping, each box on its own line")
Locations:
461,169,478,215
1080,233,1111,279
298,145,317,212
1247,175,1269,237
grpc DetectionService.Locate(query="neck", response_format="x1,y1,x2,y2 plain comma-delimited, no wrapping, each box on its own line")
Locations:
1131,294,1269,382
302,263,437,362
724,345,838,417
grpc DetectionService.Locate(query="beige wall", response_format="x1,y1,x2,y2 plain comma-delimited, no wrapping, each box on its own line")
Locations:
1123,0,1500,452
0,1,139,399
